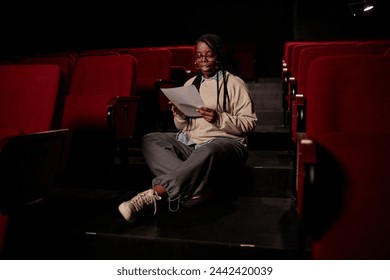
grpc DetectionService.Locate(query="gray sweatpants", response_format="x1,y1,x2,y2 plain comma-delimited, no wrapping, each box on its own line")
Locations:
141,132,248,204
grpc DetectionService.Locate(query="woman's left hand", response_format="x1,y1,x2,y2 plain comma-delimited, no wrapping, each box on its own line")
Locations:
196,106,217,123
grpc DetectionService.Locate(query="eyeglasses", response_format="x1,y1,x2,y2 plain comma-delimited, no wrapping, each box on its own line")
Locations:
196,52,216,61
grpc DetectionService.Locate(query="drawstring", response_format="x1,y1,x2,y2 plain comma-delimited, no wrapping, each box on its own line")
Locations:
168,196,181,212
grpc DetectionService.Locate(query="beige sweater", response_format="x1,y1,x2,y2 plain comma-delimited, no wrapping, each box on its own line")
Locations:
174,71,258,144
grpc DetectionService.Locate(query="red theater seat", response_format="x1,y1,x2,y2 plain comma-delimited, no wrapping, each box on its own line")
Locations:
0,64,69,212
290,44,387,143
295,55,390,259
60,54,139,183
165,45,197,87
18,56,75,96
125,47,174,133
286,41,357,114
303,132,390,259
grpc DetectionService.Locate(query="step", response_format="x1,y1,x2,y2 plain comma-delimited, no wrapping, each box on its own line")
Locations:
248,127,293,151
2,187,303,259
244,150,295,198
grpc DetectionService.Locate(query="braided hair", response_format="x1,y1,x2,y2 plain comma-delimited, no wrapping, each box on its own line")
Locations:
192,34,230,112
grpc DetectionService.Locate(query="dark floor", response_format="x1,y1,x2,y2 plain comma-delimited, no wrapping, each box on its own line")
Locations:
1,79,311,260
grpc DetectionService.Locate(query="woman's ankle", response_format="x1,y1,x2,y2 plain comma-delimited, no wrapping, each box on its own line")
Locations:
152,184,168,198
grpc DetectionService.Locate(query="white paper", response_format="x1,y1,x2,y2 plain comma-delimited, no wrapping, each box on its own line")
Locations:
161,85,205,117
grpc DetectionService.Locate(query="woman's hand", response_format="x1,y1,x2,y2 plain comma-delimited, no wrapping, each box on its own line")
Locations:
196,106,217,123
169,102,183,116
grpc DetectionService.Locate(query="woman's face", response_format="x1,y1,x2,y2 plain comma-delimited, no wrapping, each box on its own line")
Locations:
195,41,217,78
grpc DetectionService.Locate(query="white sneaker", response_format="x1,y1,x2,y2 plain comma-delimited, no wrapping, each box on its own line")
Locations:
118,189,161,222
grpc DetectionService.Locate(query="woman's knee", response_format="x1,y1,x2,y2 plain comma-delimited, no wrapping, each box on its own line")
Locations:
142,132,176,149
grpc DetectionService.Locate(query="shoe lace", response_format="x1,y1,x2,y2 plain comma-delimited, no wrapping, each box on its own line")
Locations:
132,189,161,215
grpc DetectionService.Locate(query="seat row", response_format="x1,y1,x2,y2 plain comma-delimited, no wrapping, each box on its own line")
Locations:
281,39,390,130
17,45,199,130
0,44,201,239
0,49,159,252
292,54,390,259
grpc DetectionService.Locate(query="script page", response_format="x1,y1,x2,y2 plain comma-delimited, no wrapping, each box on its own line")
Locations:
161,85,205,117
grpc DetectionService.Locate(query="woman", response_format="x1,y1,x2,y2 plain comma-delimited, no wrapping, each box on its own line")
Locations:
118,34,258,222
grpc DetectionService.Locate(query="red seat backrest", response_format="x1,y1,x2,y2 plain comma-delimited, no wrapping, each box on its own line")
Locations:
282,41,318,70
18,56,75,95
296,44,380,96
298,55,390,259
61,54,137,129
125,48,172,91
0,64,62,134
305,54,390,138
309,132,390,259
290,41,357,79
166,45,196,74
356,40,390,54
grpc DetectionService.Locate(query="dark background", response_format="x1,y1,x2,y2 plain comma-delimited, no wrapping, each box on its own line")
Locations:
1,0,389,77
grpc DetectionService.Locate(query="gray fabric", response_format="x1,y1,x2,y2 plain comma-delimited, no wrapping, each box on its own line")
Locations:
141,132,248,202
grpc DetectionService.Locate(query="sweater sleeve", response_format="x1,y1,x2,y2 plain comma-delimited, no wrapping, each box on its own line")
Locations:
215,77,258,136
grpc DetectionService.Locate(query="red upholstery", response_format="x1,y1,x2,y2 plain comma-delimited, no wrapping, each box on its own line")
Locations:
290,41,357,80
356,41,390,54
291,44,386,143
282,41,318,72
166,45,197,87
61,54,137,130
297,55,390,203
0,65,62,135
166,45,197,75
125,48,174,132
281,41,318,117
79,49,120,57
0,64,69,212
296,55,390,258
126,48,172,93
307,133,390,259
18,56,75,96
305,55,390,138
60,54,139,175
283,41,357,119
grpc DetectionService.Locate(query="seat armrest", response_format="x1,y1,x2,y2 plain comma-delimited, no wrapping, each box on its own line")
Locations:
0,129,70,212
296,138,317,216
107,96,140,142
155,79,176,112
291,94,306,143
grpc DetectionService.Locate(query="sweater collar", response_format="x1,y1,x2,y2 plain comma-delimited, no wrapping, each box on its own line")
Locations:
201,70,224,82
